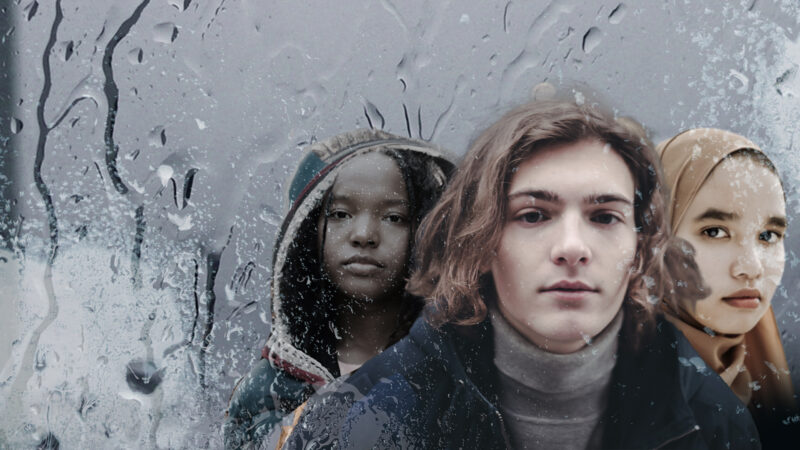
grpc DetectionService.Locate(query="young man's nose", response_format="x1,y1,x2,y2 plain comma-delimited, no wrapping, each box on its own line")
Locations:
350,214,379,248
730,243,764,281
550,216,592,266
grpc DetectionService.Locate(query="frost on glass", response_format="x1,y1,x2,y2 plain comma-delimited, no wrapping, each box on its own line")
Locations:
0,0,799,447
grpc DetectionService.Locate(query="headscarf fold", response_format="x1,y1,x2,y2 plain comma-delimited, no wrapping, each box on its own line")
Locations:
657,128,796,415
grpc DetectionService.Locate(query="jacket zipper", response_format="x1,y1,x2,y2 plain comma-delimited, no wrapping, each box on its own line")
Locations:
653,424,700,449
493,408,513,449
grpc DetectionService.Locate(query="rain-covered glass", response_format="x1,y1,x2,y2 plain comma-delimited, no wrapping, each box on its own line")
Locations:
1,0,799,447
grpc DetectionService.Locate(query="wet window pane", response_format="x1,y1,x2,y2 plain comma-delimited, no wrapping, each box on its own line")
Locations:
1,0,799,446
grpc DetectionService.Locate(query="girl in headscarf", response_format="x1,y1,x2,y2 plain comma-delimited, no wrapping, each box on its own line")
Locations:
658,128,798,446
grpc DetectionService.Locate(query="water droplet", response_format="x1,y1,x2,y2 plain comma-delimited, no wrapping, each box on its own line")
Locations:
167,212,193,231
531,82,556,101
59,40,74,62
157,165,174,187
148,126,166,147
125,149,140,161
37,432,59,450
10,117,23,134
127,47,143,64
125,358,164,395
608,3,627,24
362,100,385,130
24,0,38,22
728,69,749,94
582,27,602,54
34,350,46,371
259,204,281,227
148,311,156,320
557,26,574,42
774,66,796,97
153,22,178,44
489,54,497,66
168,0,192,11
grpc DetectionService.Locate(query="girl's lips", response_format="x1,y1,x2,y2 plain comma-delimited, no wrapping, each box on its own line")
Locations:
723,297,761,309
341,256,385,276
722,288,762,309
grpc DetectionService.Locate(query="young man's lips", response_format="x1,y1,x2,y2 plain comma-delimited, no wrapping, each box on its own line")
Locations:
540,280,597,292
540,281,598,305
723,288,761,309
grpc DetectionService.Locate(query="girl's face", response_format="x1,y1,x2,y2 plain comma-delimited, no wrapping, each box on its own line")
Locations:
319,152,411,303
490,140,637,353
675,156,786,335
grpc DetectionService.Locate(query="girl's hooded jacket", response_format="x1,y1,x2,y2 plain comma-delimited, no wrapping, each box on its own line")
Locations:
222,130,455,449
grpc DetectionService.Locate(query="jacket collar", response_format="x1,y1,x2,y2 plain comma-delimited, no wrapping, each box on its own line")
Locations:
601,319,701,449
408,313,702,449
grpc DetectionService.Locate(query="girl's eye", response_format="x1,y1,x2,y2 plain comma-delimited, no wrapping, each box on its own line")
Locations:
701,227,729,239
591,213,620,225
385,213,408,224
759,230,782,244
517,211,548,224
329,210,351,220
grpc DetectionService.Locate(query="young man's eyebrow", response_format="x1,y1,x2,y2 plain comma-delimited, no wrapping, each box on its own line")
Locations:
584,193,632,206
507,189,560,202
694,208,739,222
767,216,788,228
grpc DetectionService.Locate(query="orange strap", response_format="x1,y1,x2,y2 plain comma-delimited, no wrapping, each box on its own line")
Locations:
276,400,308,450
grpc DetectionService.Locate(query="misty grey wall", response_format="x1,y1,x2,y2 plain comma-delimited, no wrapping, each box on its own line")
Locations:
1,0,799,447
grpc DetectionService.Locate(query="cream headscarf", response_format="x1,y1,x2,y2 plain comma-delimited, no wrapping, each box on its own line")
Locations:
657,128,795,415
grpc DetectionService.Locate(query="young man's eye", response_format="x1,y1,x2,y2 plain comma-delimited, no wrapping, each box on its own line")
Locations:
759,230,783,244
591,213,620,225
516,211,548,224
701,227,729,239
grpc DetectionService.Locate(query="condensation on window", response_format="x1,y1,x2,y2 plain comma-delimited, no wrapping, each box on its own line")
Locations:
0,0,799,447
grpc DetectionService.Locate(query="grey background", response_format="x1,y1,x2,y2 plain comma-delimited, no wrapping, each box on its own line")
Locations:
1,0,799,447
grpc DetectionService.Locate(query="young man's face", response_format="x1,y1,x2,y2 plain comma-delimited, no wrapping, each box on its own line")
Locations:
674,156,786,335
491,139,637,353
319,152,411,304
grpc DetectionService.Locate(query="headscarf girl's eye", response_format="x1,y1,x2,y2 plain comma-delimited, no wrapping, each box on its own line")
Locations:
701,227,729,239
759,230,782,244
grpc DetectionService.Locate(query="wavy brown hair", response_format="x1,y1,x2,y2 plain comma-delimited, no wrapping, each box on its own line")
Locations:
407,100,673,347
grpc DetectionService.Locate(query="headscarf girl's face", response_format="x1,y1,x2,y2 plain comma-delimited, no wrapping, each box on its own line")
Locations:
674,156,786,335
317,152,411,304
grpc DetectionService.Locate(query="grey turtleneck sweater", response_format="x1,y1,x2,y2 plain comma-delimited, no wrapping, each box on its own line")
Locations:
490,306,623,450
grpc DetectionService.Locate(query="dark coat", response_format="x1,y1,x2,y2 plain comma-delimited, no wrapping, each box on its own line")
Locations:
285,314,761,449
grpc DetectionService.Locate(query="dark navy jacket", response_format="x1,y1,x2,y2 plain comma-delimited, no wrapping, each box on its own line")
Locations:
285,315,760,449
